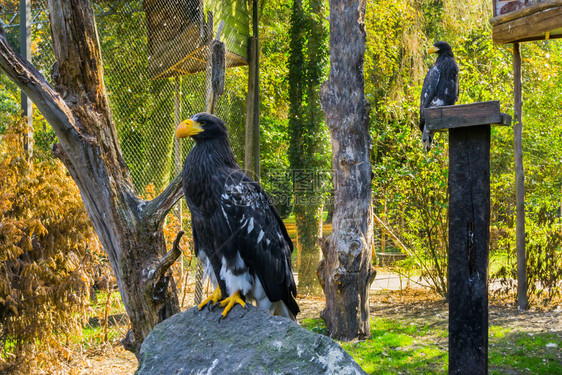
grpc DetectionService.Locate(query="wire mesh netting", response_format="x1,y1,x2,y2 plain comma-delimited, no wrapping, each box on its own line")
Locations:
0,0,252,307
0,0,250,195
0,0,408,303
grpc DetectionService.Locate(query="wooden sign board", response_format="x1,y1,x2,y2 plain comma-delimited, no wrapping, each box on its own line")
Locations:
490,0,562,44
425,101,511,132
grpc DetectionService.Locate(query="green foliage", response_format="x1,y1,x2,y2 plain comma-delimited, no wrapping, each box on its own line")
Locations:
0,79,19,133
287,0,330,172
0,69,57,158
366,0,562,305
364,0,425,127
287,0,330,294
0,2,59,154
258,1,293,216
492,215,562,305
392,145,450,298
0,118,100,374
288,0,307,167
488,39,562,305
365,0,451,299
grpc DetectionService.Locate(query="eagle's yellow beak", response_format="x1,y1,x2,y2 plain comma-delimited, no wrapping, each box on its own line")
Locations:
176,119,204,139
428,45,439,54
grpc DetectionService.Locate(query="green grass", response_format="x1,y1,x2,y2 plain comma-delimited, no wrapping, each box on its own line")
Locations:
489,327,562,375
302,318,562,374
302,317,448,374
80,325,123,348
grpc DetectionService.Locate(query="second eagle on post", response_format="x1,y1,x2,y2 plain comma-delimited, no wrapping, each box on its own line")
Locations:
419,41,459,152
176,112,299,320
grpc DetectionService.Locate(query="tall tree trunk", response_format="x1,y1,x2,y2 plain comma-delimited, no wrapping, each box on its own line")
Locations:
293,205,323,295
0,0,182,356
318,0,376,340
288,0,328,296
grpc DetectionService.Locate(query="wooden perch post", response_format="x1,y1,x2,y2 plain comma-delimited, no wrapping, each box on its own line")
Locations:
425,101,511,375
245,0,260,181
206,37,226,114
513,43,528,311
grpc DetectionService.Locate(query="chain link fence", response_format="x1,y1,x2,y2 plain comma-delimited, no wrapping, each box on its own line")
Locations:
1,0,252,307
0,0,249,195
1,1,415,308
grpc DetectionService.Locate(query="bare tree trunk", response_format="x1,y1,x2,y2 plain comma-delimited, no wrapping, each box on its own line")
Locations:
318,0,376,340
0,0,182,356
294,206,323,296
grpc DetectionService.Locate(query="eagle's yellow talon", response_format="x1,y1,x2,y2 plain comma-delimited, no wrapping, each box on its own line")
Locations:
197,287,222,310
220,291,246,318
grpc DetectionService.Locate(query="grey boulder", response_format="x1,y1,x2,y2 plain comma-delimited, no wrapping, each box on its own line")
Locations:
136,303,367,375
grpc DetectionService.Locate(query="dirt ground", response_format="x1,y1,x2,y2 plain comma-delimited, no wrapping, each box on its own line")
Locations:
70,285,561,375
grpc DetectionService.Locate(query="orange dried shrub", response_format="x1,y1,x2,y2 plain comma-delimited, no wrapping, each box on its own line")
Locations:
0,118,101,374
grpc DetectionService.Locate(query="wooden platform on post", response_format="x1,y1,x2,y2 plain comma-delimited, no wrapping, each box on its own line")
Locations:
425,101,511,375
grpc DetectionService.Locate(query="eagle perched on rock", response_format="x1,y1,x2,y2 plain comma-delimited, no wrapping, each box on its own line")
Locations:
176,112,299,320
419,41,459,151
